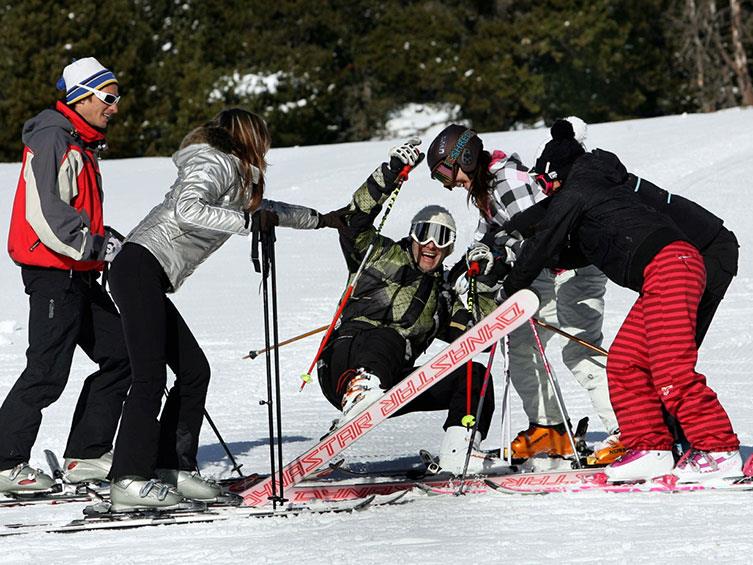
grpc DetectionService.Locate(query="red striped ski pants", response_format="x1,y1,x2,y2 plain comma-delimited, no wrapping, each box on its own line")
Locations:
607,241,739,451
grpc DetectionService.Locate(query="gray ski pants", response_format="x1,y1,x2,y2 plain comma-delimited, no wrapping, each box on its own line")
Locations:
507,265,618,433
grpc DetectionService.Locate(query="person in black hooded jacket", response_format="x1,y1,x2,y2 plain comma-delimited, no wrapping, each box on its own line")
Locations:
506,169,738,347
501,120,741,485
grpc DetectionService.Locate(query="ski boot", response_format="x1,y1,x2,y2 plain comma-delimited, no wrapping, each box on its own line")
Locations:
0,463,55,494
438,426,510,476
672,450,743,483
64,452,112,484
155,469,239,504
109,476,204,513
604,449,674,482
328,369,383,431
510,422,575,459
587,431,626,466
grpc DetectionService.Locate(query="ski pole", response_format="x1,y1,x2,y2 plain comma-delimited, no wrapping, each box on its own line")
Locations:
202,408,244,478
243,324,328,360
162,386,244,478
265,229,287,506
533,318,608,357
299,162,419,391
461,266,480,429
500,336,513,465
528,319,582,468
457,341,498,495
258,227,289,507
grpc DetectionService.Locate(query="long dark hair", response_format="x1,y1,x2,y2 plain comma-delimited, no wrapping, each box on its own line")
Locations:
180,108,271,211
466,150,493,217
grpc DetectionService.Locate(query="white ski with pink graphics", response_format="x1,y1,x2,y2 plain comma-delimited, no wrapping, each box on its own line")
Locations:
239,289,540,506
475,456,753,495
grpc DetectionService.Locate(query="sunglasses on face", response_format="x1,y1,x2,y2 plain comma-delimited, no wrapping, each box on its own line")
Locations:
410,222,456,249
75,83,121,106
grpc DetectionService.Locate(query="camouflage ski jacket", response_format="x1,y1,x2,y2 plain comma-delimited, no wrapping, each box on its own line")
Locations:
336,162,471,363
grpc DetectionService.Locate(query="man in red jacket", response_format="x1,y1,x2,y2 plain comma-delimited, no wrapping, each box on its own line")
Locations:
0,58,130,493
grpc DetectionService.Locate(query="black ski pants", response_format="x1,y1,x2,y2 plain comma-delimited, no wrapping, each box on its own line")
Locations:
318,324,495,438
108,243,211,481
0,267,131,470
696,227,738,346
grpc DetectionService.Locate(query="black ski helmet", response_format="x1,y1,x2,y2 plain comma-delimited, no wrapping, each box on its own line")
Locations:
427,124,484,175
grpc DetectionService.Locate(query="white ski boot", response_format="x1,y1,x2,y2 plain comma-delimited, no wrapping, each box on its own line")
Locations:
109,477,201,512
330,369,383,430
64,452,112,483
155,469,222,501
604,449,674,482
438,426,510,476
0,463,55,493
672,450,743,483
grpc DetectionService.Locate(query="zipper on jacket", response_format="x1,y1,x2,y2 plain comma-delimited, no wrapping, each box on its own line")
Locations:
48,299,54,319
29,239,41,252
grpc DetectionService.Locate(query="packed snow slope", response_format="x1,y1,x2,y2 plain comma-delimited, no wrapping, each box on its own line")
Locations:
1,109,752,563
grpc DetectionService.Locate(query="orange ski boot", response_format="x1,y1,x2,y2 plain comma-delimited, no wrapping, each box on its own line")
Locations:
510,423,575,459
587,432,626,466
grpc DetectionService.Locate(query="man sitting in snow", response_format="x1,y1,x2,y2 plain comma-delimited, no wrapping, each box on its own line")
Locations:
316,139,503,475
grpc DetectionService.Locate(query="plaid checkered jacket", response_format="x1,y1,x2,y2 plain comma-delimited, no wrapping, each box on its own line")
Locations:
474,150,546,260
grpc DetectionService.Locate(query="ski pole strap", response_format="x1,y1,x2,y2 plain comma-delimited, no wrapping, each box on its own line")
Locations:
251,227,261,273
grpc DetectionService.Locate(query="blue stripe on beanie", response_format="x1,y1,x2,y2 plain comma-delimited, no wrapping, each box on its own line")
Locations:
65,69,118,104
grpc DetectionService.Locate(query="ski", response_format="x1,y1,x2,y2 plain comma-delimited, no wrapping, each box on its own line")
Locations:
238,289,540,506
0,492,92,508
0,490,410,537
483,470,753,495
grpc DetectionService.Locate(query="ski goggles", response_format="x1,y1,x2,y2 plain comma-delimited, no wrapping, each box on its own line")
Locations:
75,83,121,106
410,222,456,249
430,160,458,189
430,128,476,189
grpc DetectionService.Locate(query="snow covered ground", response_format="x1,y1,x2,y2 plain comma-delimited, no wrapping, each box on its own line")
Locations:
1,109,752,563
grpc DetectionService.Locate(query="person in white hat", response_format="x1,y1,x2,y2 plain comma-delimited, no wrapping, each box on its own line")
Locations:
0,57,129,494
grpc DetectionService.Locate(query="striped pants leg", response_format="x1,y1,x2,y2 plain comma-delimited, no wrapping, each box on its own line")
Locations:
607,241,739,451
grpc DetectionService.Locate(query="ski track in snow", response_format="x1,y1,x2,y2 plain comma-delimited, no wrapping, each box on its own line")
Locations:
1,109,752,563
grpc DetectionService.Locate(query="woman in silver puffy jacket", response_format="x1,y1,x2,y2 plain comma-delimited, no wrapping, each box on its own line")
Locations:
106,109,337,511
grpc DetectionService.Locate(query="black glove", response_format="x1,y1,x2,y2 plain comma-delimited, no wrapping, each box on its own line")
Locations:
250,209,279,234
316,207,348,230
104,225,126,242
93,230,123,262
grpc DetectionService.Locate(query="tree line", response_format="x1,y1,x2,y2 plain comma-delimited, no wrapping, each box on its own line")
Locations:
0,0,751,161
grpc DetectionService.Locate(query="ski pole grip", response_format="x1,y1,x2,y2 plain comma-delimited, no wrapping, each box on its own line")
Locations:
397,164,412,181
467,261,481,277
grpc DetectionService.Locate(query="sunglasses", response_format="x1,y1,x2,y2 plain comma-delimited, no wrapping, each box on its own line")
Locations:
410,222,456,249
75,83,121,106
